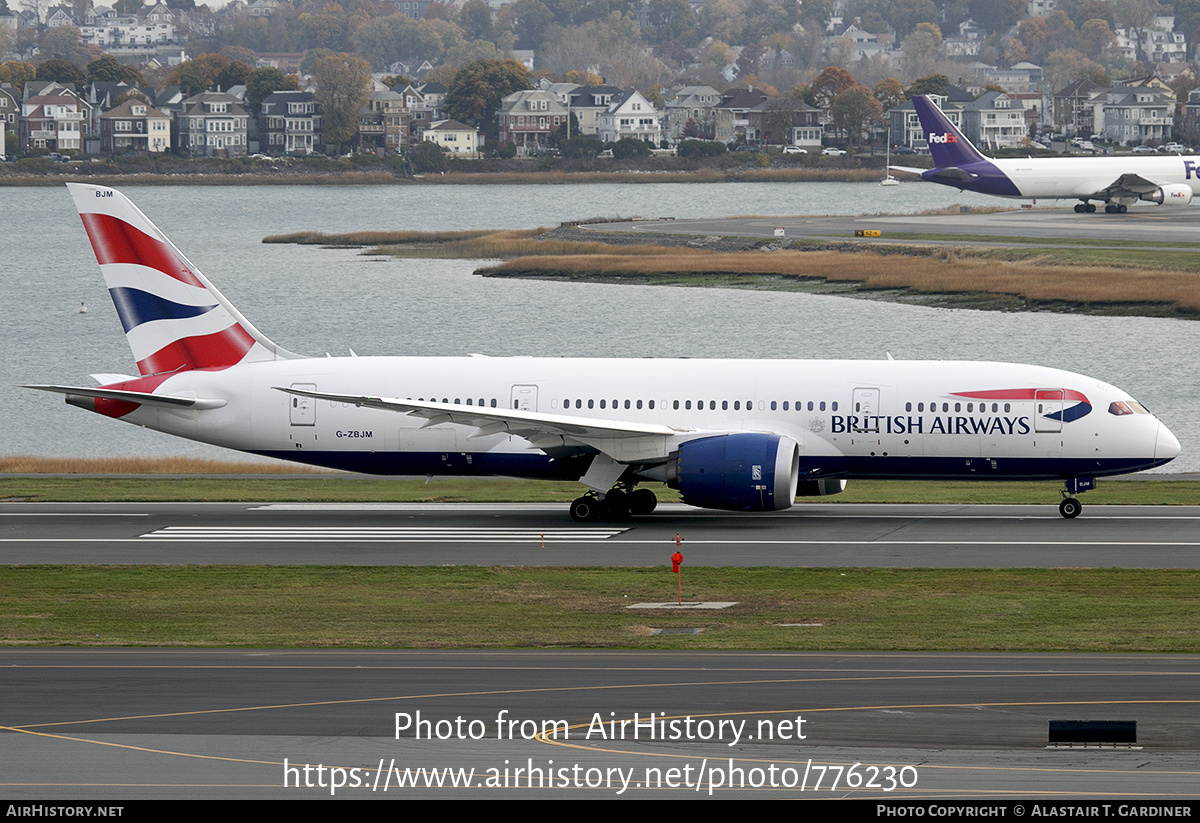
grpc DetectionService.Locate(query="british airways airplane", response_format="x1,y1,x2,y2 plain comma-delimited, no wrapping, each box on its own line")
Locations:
25,184,1180,520
894,94,1200,214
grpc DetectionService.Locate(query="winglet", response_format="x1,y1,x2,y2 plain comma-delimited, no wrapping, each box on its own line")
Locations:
911,95,988,168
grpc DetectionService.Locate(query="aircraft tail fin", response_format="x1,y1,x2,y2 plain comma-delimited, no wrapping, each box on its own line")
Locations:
911,95,988,168
67,183,297,376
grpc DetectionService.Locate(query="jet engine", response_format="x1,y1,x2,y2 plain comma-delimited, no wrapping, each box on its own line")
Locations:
1140,184,1193,206
796,478,846,496
667,433,800,511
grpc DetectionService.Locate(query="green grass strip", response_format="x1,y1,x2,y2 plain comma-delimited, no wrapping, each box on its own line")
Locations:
0,476,1193,504
1,566,1196,651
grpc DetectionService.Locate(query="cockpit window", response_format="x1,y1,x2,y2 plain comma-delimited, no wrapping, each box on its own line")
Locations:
1128,401,1151,414
1108,401,1133,416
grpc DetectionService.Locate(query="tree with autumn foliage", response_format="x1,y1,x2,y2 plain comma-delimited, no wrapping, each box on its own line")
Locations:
444,58,530,142
809,66,855,110
831,83,882,149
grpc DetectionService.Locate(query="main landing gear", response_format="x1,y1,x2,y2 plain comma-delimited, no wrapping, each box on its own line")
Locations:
1074,201,1127,214
570,486,659,522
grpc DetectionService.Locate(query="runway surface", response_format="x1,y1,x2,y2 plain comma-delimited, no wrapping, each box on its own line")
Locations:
3,649,1197,799
3,501,1199,567
612,204,1200,247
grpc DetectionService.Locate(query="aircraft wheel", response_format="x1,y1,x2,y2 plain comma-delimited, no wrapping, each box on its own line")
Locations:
1105,204,1117,214
629,488,658,515
1059,498,1082,519
1085,203,1096,213
1074,203,1084,213
603,489,630,521
570,497,602,523
1118,204,1128,214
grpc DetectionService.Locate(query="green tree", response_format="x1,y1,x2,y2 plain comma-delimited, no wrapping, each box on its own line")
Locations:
905,74,949,97
444,58,530,140
35,56,84,86
246,66,298,114
457,0,494,41
610,136,651,158
411,139,447,172
86,54,124,83
512,0,554,49
311,53,370,148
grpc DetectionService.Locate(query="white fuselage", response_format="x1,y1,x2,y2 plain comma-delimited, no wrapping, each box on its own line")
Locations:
993,154,1200,200
105,356,1176,483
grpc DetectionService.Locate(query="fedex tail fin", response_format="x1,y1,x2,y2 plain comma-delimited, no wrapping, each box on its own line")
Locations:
67,183,297,376
910,95,988,168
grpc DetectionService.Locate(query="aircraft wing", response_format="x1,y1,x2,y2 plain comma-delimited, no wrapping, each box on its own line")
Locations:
1089,173,1162,200
275,387,691,463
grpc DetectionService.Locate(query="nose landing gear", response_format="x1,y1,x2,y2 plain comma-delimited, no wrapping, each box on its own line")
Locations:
1058,477,1094,519
1058,496,1082,519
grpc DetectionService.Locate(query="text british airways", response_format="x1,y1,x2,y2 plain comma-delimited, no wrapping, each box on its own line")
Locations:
832,415,1032,435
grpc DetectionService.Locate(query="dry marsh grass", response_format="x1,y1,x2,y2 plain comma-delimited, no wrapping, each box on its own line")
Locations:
483,248,1200,314
0,455,318,474
267,227,677,260
265,226,1200,316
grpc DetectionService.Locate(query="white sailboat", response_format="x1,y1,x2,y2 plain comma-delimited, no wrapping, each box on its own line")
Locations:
880,137,900,186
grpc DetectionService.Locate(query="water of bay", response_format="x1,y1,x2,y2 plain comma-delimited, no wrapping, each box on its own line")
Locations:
1,182,1194,472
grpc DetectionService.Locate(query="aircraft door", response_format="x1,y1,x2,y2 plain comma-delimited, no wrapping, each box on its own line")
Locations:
1035,389,1063,433
511,384,538,412
852,388,880,433
289,383,316,425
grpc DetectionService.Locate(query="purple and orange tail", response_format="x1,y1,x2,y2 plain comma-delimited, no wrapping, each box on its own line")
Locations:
910,95,989,169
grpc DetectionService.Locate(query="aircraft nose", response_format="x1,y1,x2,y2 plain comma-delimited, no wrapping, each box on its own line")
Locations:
1156,422,1182,463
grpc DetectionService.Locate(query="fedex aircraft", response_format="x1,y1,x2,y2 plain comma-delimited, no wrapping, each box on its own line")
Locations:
26,184,1180,520
894,95,1200,214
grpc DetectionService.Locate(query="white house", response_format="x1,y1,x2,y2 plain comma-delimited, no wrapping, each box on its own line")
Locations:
598,90,662,145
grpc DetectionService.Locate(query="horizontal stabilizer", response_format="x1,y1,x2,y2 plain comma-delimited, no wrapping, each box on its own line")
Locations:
889,165,926,175
926,166,978,181
23,384,227,410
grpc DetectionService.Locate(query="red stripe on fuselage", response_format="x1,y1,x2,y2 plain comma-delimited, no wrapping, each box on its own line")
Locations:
80,213,205,288
951,388,1091,405
135,324,256,376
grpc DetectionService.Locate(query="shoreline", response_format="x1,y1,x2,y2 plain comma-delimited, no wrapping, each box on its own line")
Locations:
0,165,890,187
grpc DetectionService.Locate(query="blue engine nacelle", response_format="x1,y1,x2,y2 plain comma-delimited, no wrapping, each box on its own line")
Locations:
672,433,800,511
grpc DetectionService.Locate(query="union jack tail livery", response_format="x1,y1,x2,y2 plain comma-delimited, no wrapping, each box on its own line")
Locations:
67,183,294,375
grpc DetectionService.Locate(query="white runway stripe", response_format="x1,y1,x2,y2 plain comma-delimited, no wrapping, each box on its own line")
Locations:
140,526,627,542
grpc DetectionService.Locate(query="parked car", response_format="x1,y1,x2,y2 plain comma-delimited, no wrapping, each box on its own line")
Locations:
1132,145,1156,154
892,145,917,155
821,147,847,156
1161,142,1185,153
782,145,806,154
